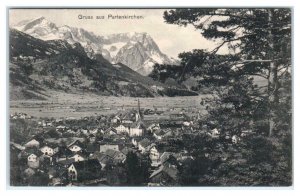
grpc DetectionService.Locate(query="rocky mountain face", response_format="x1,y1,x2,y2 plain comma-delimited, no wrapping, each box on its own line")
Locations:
101,32,175,75
13,17,176,75
9,29,197,100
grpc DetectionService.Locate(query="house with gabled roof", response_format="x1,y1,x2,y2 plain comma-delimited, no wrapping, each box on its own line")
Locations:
113,151,127,163
114,124,130,134
153,131,163,140
68,140,84,152
40,143,57,157
129,121,143,137
104,149,126,163
18,148,43,168
149,145,160,167
44,137,85,147
138,138,155,153
162,129,174,138
56,158,76,169
120,146,137,155
149,163,179,186
52,146,73,162
131,137,142,147
71,151,88,162
146,123,160,133
99,143,119,153
159,152,173,163
56,125,67,131
119,110,135,124
138,138,152,153
24,136,43,149
10,142,25,152
91,152,113,168
104,127,117,136
68,159,102,181
162,154,180,168
24,167,36,178
43,129,62,139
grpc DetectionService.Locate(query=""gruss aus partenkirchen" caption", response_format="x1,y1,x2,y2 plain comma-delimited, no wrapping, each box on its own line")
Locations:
78,14,145,20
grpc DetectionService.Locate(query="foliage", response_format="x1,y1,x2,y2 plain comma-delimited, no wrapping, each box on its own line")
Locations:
124,152,151,186
105,162,127,185
158,8,292,186
158,8,292,135
178,155,211,186
10,119,38,144
27,171,49,186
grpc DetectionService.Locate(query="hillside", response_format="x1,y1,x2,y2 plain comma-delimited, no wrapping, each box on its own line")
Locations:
13,17,177,76
9,29,198,100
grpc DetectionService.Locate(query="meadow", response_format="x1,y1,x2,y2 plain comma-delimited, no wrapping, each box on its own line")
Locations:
10,91,211,118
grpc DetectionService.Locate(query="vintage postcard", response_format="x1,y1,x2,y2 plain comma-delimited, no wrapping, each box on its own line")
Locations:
8,8,292,187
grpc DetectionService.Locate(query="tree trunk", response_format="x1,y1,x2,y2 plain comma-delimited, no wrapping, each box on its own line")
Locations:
267,9,279,137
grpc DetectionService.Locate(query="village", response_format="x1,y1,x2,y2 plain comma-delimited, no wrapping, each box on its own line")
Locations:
10,100,248,186
7,7,292,188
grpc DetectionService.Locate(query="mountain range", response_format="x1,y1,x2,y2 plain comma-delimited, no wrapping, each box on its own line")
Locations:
9,28,197,100
12,17,177,76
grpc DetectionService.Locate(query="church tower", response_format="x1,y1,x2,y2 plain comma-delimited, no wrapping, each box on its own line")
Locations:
135,99,143,122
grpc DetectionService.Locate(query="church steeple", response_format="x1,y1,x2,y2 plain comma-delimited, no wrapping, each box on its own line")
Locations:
138,99,141,112
135,99,143,122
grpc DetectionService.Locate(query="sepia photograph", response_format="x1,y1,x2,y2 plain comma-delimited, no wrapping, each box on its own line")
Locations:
8,8,292,187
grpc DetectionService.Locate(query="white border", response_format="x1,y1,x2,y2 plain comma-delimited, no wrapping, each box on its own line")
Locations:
1,0,299,196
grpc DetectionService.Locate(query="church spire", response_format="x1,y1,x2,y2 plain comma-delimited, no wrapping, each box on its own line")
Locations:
136,99,143,122
138,99,141,112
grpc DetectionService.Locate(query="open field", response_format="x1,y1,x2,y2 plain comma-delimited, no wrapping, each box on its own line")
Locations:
10,91,211,118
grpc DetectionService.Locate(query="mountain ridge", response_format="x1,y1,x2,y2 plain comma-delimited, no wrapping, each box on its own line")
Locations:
12,17,177,75
9,28,198,100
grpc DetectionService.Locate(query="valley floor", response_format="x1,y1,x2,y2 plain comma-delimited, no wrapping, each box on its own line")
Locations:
10,92,210,118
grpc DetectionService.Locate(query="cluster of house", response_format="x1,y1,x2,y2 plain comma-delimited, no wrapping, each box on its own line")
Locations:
11,129,192,186
10,112,33,120
10,105,194,185
10,101,252,186
208,128,253,144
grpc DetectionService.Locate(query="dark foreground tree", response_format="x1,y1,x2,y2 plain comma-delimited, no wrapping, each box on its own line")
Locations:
158,8,291,137
27,171,49,186
178,155,211,186
124,152,151,186
152,8,292,186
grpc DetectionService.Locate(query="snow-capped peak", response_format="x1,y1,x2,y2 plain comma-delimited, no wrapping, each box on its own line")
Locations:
12,17,177,76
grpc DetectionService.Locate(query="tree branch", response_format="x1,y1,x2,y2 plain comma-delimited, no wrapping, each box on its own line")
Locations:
211,38,242,54
250,73,269,79
210,34,253,54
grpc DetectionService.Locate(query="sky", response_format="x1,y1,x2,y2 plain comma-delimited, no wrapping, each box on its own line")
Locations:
9,9,223,58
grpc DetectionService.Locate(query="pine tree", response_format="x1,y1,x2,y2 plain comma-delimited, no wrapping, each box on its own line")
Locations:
160,8,291,136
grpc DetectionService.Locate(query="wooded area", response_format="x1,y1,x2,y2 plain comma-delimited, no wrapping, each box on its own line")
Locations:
149,8,292,186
